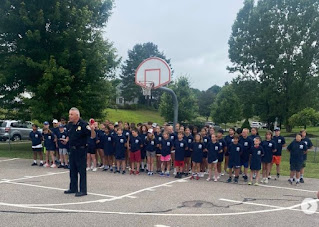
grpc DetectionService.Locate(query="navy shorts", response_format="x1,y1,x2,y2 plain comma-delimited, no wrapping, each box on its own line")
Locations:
32,148,42,152
228,161,241,169
290,162,302,172
241,160,249,168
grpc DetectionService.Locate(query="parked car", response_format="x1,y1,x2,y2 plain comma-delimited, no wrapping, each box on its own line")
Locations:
0,120,35,141
250,121,267,129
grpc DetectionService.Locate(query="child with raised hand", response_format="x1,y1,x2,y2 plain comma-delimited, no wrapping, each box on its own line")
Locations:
174,131,188,178
145,129,157,175
129,128,142,175
114,128,127,174
159,131,173,177
248,137,264,186
206,134,220,182
190,134,204,180
29,124,44,166
216,129,226,177
261,131,276,184
227,134,243,184
42,127,57,168
183,127,193,176
287,133,307,185
154,125,163,173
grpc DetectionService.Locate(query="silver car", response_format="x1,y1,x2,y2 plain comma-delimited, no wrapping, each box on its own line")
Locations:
0,120,34,141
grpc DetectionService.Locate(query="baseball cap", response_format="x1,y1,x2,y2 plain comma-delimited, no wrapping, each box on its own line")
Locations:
43,121,49,125
148,129,153,134
152,123,157,128
52,119,58,124
114,122,119,126
274,128,280,131
58,124,64,128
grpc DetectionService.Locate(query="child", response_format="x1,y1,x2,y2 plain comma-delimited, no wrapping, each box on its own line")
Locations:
95,122,105,169
206,134,220,182
159,131,173,177
87,128,97,171
114,128,127,174
129,128,142,175
239,128,253,182
224,128,235,175
300,129,313,183
29,124,44,166
200,128,209,177
227,134,242,183
190,134,204,180
183,127,193,176
248,127,258,141
287,134,307,185
57,124,68,168
248,137,264,185
101,125,114,172
139,124,148,172
174,131,188,178
154,125,163,173
271,128,286,179
42,127,57,168
261,131,276,184
123,122,131,168
216,129,226,177
168,126,177,175
145,129,157,175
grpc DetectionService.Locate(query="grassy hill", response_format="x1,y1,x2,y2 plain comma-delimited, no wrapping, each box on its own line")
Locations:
105,108,165,125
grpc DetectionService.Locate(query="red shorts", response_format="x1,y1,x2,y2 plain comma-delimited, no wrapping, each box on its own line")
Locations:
272,155,281,165
130,150,141,162
174,160,185,167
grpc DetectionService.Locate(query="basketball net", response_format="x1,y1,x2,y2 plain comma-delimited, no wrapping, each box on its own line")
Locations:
141,81,154,97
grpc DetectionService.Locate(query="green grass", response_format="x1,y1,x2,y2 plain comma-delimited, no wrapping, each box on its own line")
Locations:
105,108,165,125
1,140,319,179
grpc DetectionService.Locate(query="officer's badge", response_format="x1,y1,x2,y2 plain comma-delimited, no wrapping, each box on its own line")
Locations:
77,126,81,131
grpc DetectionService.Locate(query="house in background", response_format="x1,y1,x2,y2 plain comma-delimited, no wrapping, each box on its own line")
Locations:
115,82,139,106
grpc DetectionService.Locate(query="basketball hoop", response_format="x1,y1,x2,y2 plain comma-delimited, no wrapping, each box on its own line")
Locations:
140,81,154,96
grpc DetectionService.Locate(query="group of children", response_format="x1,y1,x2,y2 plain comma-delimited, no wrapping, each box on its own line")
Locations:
29,119,314,186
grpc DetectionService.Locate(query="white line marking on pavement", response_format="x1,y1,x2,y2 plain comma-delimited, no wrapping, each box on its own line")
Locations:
258,184,317,193
0,171,69,184
0,158,20,162
220,198,319,214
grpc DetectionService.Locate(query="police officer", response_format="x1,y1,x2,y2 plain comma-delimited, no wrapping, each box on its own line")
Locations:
62,107,96,197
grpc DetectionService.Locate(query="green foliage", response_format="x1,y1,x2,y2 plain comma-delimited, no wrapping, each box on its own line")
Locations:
241,119,251,130
211,85,242,124
228,0,319,131
0,0,119,121
197,85,221,121
289,108,319,129
159,76,198,122
120,42,171,106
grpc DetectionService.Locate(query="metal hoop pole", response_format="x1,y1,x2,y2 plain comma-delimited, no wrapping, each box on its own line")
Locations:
159,87,178,131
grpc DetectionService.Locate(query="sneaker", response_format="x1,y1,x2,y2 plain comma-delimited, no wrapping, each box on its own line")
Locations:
243,175,248,182
166,173,170,177
248,181,252,185
213,178,218,182
276,173,280,179
31,162,38,166
122,170,126,174
206,178,211,182
92,168,97,172
217,175,220,180
50,164,57,168
116,170,120,174
103,168,108,171
227,178,232,183
221,171,225,176
288,179,293,185
140,168,145,172
135,171,139,175
234,178,238,184
260,178,265,184
99,165,105,169
160,172,164,177
264,178,269,184
130,170,134,175
150,172,154,176
300,178,304,183
86,167,90,171
268,176,272,179
64,165,69,169
147,171,151,176
254,182,259,186
58,164,64,168
253,173,256,179
39,162,44,167
196,175,199,180
190,175,194,180
175,175,179,178
296,181,300,186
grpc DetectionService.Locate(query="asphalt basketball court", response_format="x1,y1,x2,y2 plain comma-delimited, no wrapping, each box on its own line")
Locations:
0,157,318,227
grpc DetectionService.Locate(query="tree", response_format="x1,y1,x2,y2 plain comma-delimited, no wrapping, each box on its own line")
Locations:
120,42,171,106
228,0,319,132
159,76,198,123
289,108,319,129
211,85,242,126
197,85,221,121
0,0,119,121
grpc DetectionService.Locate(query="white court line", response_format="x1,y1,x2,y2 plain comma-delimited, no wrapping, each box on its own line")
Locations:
0,158,20,162
0,199,315,216
259,184,317,193
0,171,69,184
220,198,319,214
6,181,117,198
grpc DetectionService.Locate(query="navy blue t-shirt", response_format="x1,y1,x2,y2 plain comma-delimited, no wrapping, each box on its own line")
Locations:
144,138,157,152
130,136,142,152
114,134,127,159
101,133,114,154
273,136,286,156
174,139,188,161
261,140,276,163
87,136,97,151
228,143,243,166
239,136,253,163
302,137,313,160
29,131,42,146
250,145,264,170
160,139,172,157
218,138,227,153
139,133,148,151
191,142,204,163
57,131,68,149
43,132,56,150
184,134,193,157
287,140,307,164
170,132,177,145
207,141,221,163
96,129,105,149
155,133,163,154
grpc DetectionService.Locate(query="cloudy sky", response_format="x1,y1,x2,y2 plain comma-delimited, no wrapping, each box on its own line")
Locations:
105,0,245,91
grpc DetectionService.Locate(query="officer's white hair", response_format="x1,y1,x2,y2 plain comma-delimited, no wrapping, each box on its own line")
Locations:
69,107,80,117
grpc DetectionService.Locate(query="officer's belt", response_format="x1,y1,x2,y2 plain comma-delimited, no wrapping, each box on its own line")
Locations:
70,145,86,150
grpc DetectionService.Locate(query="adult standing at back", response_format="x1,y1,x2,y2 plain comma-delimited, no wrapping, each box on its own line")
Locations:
62,107,96,197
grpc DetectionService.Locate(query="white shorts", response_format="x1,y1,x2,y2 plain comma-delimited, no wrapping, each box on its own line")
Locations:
59,148,68,155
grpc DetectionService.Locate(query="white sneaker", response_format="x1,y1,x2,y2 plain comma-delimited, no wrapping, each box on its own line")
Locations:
217,175,220,180
214,178,218,182
86,167,91,171
43,163,50,167
260,178,265,183
221,171,225,176
50,164,57,168
99,165,104,169
206,178,211,182
268,176,272,179
92,168,97,172
264,178,269,184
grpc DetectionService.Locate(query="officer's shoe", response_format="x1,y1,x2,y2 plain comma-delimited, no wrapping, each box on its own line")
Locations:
64,190,76,194
75,192,87,197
